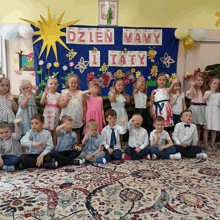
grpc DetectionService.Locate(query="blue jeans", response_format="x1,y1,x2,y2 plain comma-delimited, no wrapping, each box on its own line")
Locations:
174,145,202,158
125,147,151,160
53,150,81,166
1,155,20,166
104,149,122,161
150,146,176,159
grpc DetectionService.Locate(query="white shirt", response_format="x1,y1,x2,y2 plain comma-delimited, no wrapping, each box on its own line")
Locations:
134,91,147,108
171,92,185,115
172,122,198,146
150,129,171,148
101,124,127,150
128,119,149,149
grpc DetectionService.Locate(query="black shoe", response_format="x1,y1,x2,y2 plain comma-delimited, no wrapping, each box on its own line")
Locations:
72,160,80,165
18,163,24,170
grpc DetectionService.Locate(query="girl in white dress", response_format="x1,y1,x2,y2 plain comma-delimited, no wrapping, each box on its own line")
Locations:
59,73,86,143
203,78,220,151
40,77,60,146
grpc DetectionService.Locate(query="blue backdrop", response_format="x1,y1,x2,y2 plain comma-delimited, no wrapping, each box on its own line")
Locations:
32,25,179,96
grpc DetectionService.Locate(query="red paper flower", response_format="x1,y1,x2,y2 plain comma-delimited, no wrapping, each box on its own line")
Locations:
69,62,74,67
124,78,130,85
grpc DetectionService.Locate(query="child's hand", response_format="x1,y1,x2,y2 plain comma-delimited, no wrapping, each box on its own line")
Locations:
33,142,46,149
14,117,23,124
158,146,165,151
190,79,196,87
6,93,14,101
172,78,180,84
75,145,82,151
136,80,142,87
64,121,74,130
0,157,4,168
110,86,116,94
36,154,44,167
44,86,49,94
66,93,72,101
26,94,32,100
103,119,106,126
120,115,127,123
108,148,114,155
180,144,187,148
86,154,93,160
32,85,39,91
155,132,161,139
135,147,142,153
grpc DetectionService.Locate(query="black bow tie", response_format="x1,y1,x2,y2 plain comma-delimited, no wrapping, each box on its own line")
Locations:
184,124,190,127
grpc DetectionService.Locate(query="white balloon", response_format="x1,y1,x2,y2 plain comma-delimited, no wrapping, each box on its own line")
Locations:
18,24,34,39
189,28,208,41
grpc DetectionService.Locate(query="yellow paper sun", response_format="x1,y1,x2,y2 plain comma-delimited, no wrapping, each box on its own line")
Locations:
20,8,80,61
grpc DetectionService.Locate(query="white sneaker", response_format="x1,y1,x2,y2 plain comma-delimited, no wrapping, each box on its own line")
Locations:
152,154,157,160
121,154,125,160
54,161,58,168
196,153,207,159
79,159,85,165
147,154,151,160
169,152,181,160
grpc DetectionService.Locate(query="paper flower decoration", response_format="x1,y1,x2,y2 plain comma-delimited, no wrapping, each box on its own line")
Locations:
148,76,151,80
131,68,136,73
66,49,77,61
136,71,142,78
99,62,109,74
165,74,170,79
98,72,113,88
54,62,60,68
39,60,44,66
87,72,96,82
74,57,89,74
117,69,123,76
124,76,130,85
171,73,177,78
20,8,80,61
62,65,68,71
47,63,52,69
160,52,175,68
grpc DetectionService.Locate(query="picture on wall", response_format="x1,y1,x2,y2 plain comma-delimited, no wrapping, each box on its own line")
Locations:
18,52,35,71
98,0,118,26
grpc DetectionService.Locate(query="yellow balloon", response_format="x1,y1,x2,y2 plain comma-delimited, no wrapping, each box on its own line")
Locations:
174,25,190,40
183,35,194,49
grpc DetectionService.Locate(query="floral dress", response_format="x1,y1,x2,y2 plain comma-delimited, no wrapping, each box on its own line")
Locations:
43,92,61,130
152,88,173,127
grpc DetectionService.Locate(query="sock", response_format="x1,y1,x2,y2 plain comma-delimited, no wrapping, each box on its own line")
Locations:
123,155,131,160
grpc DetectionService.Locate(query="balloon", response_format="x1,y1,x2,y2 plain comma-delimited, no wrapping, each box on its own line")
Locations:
189,28,207,41
183,35,194,49
174,25,190,40
0,25,18,39
18,24,34,39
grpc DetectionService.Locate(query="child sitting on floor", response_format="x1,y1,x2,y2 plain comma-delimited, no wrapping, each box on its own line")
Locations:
149,116,181,160
122,114,151,160
78,119,106,164
19,114,56,169
173,110,207,159
101,109,127,161
0,117,23,172
52,115,84,167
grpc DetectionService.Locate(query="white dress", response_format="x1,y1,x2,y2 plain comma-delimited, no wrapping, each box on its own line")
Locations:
60,89,84,129
204,91,220,131
171,92,185,115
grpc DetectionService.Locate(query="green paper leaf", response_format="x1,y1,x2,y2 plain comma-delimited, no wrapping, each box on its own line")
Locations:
61,76,67,80
53,71,59,77
39,80,47,88
37,69,43,75
62,84,66,89
71,71,74,74
39,90,43,98
45,76,49,80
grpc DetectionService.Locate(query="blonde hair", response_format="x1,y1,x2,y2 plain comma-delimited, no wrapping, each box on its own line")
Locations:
19,79,32,94
60,115,73,124
193,72,207,95
0,76,11,93
65,73,80,90
156,72,168,83
47,77,58,85
89,80,101,96
87,119,98,128
208,77,220,92
133,80,147,94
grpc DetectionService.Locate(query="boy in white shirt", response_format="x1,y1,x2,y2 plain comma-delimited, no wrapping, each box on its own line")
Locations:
150,116,181,160
122,114,151,160
173,110,207,159
101,109,126,161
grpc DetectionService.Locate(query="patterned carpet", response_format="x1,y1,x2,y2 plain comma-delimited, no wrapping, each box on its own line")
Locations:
0,150,220,220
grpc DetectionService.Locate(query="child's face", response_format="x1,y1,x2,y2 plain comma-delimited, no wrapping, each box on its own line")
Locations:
210,79,220,91
31,119,44,132
48,79,58,92
0,79,10,94
89,84,99,95
174,83,181,91
157,76,167,87
115,80,124,93
21,83,32,94
68,77,78,90
63,120,74,132
106,115,117,127
133,115,143,128
153,121,165,133
195,76,204,87
0,126,11,140
88,125,98,137
180,111,193,124
140,82,146,93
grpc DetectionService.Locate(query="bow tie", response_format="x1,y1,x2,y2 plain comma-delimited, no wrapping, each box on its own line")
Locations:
184,124,190,127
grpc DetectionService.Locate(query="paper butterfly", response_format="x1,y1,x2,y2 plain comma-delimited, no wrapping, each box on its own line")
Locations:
15,70,22,75
160,52,175,68
13,58,18,64
74,57,89,74
30,72,35,76
66,49,77,61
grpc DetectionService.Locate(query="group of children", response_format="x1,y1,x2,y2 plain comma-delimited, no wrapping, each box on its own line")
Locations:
0,71,219,171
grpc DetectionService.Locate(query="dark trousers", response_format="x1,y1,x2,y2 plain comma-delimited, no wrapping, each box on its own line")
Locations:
104,148,122,162
52,150,81,166
174,145,202,158
125,147,151,160
173,114,181,126
150,146,176,159
2,155,20,166
19,153,54,169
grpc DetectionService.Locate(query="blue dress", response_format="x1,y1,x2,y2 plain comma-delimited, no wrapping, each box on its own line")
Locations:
16,93,38,135
108,92,128,127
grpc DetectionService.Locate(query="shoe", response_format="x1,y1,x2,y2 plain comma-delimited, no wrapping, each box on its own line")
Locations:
211,146,217,151
85,159,90,164
18,163,24,170
121,154,125,160
3,165,15,172
79,159,85,165
196,153,207,159
97,158,107,164
152,154,157,160
54,161,58,168
206,146,216,151
72,160,80,165
143,154,151,159
170,152,181,160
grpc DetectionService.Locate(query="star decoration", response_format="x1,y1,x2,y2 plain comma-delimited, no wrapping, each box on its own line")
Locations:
93,47,98,52
66,49,77,61
136,71,142,78
124,48,127,53
99,62,109,74
20,8,80,61
215,11,220,26
171,73,177,78
74,57,89,74
160,52,175,68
